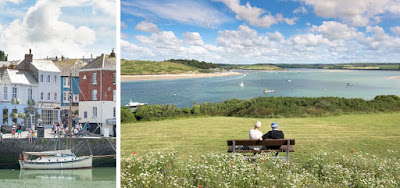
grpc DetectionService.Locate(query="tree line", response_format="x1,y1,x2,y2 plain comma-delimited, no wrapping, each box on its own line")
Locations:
121,95,400,123
167,59,222,70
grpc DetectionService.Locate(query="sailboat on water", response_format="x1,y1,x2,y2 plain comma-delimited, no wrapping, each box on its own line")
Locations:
19,73,92,170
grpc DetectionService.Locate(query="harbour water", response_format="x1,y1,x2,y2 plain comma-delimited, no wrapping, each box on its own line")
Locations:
0,167,115,188
122,69,400,108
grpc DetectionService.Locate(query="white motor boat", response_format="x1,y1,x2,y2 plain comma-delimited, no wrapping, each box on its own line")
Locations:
19,150,92,170
125,100,148,108
239,82,244,87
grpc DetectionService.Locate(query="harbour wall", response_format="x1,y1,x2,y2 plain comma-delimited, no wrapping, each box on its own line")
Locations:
0,137,116,169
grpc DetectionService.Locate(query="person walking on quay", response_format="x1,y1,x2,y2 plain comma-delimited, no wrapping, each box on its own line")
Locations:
11,122,16,138
17,123,22,138
0,130,3,143
52,122,56,138
28,128,33,144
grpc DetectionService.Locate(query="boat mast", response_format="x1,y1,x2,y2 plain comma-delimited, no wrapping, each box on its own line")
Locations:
69,73,72,150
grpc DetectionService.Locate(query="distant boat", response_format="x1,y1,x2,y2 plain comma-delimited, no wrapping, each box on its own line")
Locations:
323,89,327,91
239,82,244,87
264,88,277,93
125,100,147,108
347,83,353,86
286,80,292,83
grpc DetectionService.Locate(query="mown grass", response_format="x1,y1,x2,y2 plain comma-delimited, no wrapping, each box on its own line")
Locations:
121,60,199,75
121,112,400,160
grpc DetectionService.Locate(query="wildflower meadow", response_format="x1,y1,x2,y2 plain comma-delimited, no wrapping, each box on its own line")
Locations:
122,151,400,187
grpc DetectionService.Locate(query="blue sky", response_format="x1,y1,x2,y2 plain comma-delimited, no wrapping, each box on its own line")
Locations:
0,0,116,60
121,0,400,64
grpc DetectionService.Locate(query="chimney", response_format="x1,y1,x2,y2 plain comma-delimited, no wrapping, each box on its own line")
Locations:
91,54,93,59
61,55,64,61
55,56,58,61
24,49,33,71
110,48,115,58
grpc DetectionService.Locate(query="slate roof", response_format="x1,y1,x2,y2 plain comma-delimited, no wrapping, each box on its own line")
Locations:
54,59,88,77
0,69,38,85
17,59,61,72
80,54,116,70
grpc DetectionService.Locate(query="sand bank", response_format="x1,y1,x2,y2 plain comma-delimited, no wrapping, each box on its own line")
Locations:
387,76,400,79
121,72,243,81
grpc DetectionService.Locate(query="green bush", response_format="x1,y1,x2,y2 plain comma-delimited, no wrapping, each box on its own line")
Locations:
121,107,136,123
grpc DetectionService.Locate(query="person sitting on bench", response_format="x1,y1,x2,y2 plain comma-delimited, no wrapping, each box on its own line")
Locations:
259,122,284,155
248,121,263,150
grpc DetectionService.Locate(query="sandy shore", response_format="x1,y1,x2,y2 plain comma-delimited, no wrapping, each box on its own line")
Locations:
388,76,400,79
121,72,243,81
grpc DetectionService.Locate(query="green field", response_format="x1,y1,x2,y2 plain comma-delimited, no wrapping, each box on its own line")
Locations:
121,60,199,75
122,112,400,160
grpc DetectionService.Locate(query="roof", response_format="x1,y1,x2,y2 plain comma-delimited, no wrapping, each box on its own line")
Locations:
0,69,39,85
80,54,116,70
54,59,88,76
18,59,61,72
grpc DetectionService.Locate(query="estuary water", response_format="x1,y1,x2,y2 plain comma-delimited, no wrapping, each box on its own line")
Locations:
0,167,115,188
121,69,400,108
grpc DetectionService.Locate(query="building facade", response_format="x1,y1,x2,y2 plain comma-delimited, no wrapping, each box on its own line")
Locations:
79,52,116,136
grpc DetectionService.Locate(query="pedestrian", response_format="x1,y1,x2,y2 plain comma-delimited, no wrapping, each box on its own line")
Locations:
0,130,3,143
28,128,32,144
17,123,22,138
31,123,35,131
83,122,87,135
11,122,16,138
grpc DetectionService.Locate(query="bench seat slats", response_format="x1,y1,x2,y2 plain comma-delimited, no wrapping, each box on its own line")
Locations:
227,145,294,153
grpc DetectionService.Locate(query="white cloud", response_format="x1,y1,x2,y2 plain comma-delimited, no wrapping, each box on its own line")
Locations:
302,0,400,27
214,0,297,28
293,7,307,14
311,21,359,41
135,21,159,33
123,0,230,28
390,26,400,36
267,31,284,41
0,0,115,60
136,31,182,49
182,32,204,46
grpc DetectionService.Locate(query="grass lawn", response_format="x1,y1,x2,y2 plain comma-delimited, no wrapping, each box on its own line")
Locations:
121,112,400,161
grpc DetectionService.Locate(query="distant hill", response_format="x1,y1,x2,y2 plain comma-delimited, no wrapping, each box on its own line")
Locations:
167,59,222,70
221,64,284,70
121,60,199,75
276,63,400,70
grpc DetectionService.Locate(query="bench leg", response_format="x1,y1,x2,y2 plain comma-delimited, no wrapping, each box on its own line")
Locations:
232,140,236,154
286,140,290,163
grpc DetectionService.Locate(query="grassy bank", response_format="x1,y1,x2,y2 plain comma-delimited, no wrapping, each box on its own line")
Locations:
121,60,199,75
121,112,400,159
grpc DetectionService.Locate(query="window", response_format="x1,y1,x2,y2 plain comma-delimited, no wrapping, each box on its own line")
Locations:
40,92,44,100
63,91,68,103
47,75,51,83
42,110,58,125
12,87,17,99
40,75,44,82
47,92,50,100
3,87,8,100
92,73,97,85
54,75,57,84
92,90,97,100
113,73,116,84
28,88,33,100
84,111,87,118
63,77,70,87
92,107,97,118
113,90,116,102
113,107,116,118
73,94,79,103
54,92,57,100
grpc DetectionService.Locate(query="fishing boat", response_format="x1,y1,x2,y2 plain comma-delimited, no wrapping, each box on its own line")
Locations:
286,79,292,83
264,88,277,93
125,100,148,108
239,82,244,87
19,150,92,170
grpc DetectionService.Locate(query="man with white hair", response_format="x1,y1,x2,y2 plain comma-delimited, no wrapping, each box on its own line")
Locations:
249,121,263,150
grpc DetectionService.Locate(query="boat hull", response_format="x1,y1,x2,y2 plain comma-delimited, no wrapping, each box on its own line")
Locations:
19,156,92,170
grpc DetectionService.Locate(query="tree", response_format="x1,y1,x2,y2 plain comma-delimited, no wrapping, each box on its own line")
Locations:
0,50,8,61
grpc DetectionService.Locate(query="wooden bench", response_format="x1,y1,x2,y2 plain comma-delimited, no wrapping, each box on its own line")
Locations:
227,139,295,161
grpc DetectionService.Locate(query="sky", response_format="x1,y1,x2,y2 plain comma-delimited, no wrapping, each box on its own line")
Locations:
121,0,400,64
0,0,116,61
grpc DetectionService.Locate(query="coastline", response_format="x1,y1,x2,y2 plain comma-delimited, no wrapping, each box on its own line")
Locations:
121,71,243,81
388,76,400,79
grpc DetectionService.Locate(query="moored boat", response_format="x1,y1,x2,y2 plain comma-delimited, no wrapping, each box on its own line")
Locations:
125,100,148,108
19,150,92,170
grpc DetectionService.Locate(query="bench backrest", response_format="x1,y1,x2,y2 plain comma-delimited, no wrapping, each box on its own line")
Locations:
227,139,295,146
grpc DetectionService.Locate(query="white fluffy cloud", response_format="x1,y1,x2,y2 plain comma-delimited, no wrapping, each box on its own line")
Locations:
302,0,400,27
311,21,359,41
214,0,296,28
390,26,400,36
0,0,115,60
183,32,204,46
135,21,159,33
293,7,307,14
